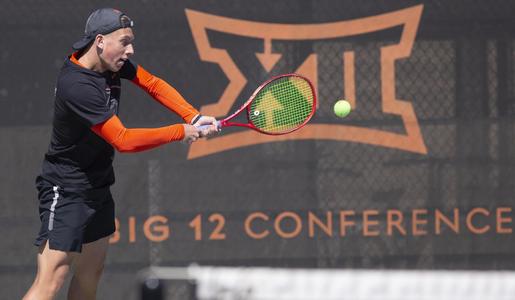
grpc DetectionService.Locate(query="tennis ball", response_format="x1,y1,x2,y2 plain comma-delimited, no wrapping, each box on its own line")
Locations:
334,100,351,118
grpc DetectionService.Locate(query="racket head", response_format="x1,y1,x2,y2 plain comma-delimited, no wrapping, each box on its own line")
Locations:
245,73,316,135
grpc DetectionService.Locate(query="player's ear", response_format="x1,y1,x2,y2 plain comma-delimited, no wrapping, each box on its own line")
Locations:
96,34,105,50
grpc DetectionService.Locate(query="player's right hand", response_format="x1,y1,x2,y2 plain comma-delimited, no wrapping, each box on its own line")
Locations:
182,124,201,144
193,115,219,137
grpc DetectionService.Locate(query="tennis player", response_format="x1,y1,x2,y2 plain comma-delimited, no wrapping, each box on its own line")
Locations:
23,8,217,300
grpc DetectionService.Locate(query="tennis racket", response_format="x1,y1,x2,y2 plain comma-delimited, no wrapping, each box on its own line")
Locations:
198,73,316,135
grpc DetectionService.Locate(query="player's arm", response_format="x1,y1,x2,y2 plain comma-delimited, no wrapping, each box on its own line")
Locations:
129,65,218,135
130,65,201,123
122,62,218,135
91,115,201,152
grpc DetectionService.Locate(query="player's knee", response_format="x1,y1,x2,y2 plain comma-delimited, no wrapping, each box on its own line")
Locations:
49,265,70,292
34,269,68,298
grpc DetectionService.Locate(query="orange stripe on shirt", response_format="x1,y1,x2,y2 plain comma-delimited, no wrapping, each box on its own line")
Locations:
70,51,85,67
131,65,199,124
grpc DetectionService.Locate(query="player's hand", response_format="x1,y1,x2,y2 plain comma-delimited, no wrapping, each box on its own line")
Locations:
193,115,219,137
182,124,201,144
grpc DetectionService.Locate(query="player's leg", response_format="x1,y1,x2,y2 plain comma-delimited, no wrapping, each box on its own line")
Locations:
67,236,110,300
23,240,77,300
67,192,116,299
25,179,82,299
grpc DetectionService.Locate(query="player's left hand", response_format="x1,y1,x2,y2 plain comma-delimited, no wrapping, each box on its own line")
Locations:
193,115,219,137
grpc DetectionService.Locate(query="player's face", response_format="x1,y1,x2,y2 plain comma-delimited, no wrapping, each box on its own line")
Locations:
98,28,135,72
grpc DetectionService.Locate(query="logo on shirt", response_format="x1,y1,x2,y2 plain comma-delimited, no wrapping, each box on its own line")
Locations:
185,5,426,159
105,87,111,101
105,86,119,114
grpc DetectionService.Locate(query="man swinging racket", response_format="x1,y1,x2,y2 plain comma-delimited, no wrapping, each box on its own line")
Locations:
23,8,218,300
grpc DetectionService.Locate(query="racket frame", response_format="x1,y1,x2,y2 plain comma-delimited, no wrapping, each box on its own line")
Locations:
219,73,316,135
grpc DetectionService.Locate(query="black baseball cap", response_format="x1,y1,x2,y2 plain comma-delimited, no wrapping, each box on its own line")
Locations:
72,8,134,50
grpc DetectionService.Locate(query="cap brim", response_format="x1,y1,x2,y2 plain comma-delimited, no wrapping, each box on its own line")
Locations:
72,36,94,50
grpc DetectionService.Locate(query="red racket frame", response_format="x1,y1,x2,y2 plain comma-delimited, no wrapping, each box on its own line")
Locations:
217,73,317,135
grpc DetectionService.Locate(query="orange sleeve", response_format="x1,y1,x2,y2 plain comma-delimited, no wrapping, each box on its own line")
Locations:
131,65,199,124
91,115,185,153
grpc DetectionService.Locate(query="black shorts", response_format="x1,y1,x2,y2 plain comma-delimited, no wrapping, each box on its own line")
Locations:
34,177,115,253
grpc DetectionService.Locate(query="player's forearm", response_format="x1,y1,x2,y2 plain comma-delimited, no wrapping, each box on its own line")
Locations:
111,126,184,152
91,115,185,153
132,65,199,123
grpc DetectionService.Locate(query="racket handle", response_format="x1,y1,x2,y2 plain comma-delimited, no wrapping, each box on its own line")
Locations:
196,120,221,131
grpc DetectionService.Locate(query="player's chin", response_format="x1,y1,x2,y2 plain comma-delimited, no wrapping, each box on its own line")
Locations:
111,60,126,72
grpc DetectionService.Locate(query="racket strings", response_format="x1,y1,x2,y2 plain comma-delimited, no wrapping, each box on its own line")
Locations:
249,76,314,134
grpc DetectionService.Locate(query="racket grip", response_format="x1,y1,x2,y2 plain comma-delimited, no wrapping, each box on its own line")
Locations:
196,120,221,131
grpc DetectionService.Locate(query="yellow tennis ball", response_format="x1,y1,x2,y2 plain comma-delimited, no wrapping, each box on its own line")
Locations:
334,100,351,118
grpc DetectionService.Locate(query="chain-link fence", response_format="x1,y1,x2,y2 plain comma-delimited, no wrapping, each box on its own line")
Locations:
2,0,515,298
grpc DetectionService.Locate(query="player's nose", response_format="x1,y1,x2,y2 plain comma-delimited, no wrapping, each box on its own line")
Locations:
126,44,134,57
